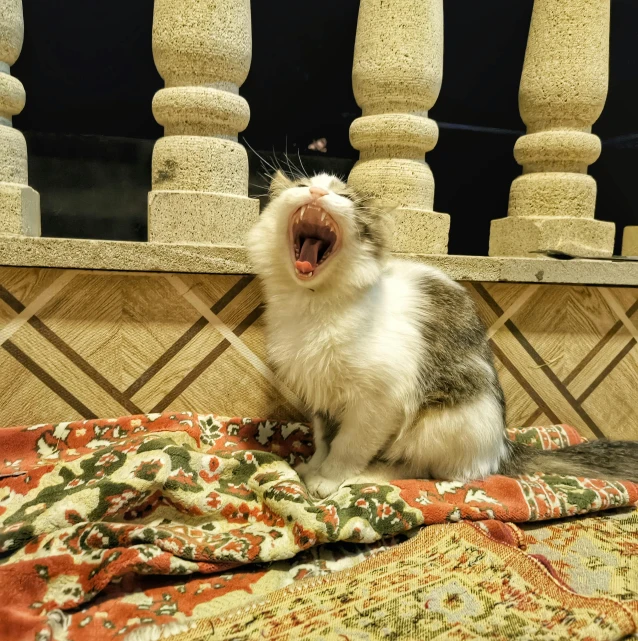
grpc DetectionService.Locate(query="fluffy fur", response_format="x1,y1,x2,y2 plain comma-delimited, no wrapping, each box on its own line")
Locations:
249,171,638,498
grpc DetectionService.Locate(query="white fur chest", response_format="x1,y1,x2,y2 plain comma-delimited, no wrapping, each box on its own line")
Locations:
262,268,425,418
264,289,377,414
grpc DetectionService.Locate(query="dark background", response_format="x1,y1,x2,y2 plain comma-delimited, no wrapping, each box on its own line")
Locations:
12,0,638,254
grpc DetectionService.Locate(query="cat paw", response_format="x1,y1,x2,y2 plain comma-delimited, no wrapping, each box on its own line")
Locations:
303,472,341,499
294,462,315,481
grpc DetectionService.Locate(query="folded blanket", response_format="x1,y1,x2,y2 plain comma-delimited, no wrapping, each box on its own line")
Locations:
0,413,636,640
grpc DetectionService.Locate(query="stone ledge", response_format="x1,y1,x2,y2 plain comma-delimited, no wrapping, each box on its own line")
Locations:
0,235,637,285
406,253,638,286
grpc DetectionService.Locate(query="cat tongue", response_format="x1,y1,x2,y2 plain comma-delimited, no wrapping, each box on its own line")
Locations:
296,237,322,273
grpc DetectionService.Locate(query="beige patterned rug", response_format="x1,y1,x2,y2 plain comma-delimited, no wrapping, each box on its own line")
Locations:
169,519,637,641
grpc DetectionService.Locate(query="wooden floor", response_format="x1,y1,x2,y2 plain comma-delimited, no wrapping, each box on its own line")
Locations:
0,266,636,441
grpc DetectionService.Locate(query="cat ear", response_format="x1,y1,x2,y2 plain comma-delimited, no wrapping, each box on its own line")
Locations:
269,170,293,198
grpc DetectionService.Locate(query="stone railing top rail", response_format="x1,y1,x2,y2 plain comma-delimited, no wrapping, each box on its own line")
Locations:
1,235,638,286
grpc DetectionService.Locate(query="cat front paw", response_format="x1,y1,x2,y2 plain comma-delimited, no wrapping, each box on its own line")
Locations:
294,461,316,480
303,472,341,499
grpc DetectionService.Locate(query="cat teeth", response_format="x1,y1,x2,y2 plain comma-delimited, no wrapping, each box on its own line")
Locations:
294,206,334,228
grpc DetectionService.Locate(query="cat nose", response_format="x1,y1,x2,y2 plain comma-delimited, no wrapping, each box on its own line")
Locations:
309,186,329,199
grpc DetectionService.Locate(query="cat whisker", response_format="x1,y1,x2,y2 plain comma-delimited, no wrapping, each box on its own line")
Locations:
296,150,309,179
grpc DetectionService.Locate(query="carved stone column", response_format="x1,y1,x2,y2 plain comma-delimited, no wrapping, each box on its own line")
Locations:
148,0,258,245
622,227,638,257
489,0,614,258
348,0,449,254
0,0,40,237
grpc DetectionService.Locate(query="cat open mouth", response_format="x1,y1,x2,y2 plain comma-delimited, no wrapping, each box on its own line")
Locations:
289,204,341,280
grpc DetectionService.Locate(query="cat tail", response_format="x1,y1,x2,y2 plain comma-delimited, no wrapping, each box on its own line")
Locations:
498,439,638,483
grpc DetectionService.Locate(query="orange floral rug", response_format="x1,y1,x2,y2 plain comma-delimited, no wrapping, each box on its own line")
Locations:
0,412,636,640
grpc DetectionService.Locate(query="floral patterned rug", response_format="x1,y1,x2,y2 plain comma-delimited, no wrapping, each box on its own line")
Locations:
0,412,636,640
523,508,638,629
170,520,638,641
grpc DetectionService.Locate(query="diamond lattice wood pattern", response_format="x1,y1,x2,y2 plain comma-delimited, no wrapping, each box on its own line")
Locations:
0,267,636,441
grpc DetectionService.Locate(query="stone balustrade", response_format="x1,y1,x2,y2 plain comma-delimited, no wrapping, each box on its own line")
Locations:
148,0,259,246
623,228,638,257
489,0,615,258
0,0,636,276
348,0,450,254
0,0,40,237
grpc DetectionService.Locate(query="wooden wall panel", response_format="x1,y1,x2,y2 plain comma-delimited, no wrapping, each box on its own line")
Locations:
0,267,636,441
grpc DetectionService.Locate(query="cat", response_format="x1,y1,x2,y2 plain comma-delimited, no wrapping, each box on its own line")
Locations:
248,170,638,498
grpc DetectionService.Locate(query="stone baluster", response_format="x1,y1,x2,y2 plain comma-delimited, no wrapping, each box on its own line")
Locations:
490,0,614,258
0,0,40,236
148,0,258,245
622,227,638,257
348,0,449,254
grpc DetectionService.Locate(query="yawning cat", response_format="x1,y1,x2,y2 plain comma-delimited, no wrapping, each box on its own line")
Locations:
248,170,638,498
